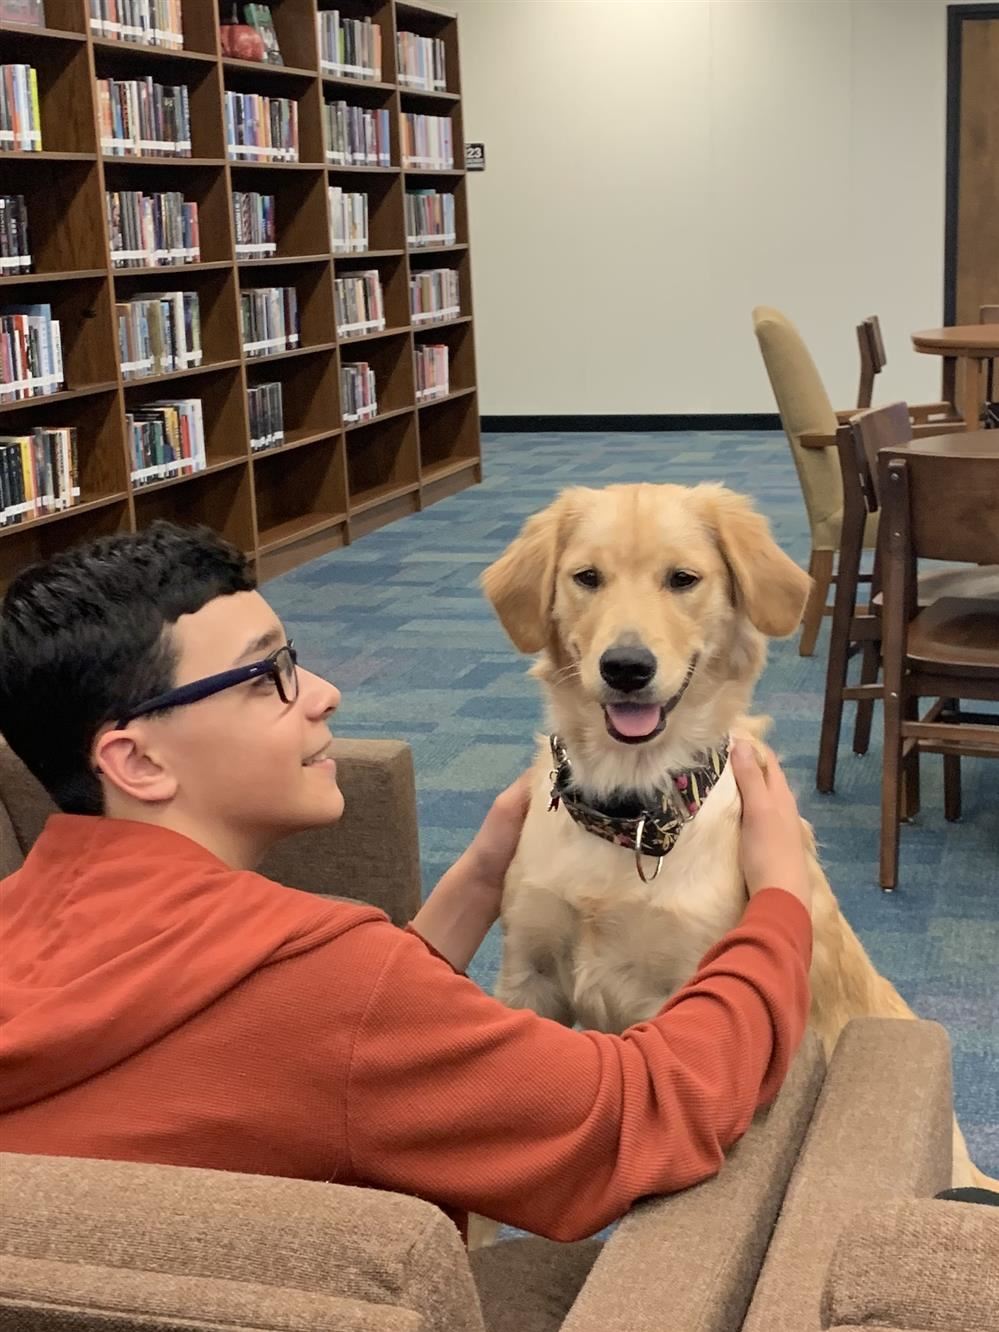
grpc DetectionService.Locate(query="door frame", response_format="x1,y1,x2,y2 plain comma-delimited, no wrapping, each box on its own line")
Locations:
944,3,999,324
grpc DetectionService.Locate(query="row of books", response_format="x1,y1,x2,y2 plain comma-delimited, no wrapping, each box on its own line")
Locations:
0,195,31,275
1,304,63,404
318,12,381,81
98,76,192,158
324,102,390,168
88,0,183,48
127,398,205,487
414,342,448,402
334,271,384,338
397,31,446,93
329,187,368,254
410,268,460,324
400,113,454,170
405,190,457,247
225,91,298,164
107,189,200,268
340,361,376,423
0,2,46,28
248,380,284,452
0,65,42,153
233,190,276,259
116,291,202,381
241,286,299,358
0,426,79,528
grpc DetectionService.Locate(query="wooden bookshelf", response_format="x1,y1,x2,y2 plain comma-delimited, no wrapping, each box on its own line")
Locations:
0,0,479,588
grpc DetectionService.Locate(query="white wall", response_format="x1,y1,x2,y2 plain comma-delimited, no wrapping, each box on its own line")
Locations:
451,0,952,416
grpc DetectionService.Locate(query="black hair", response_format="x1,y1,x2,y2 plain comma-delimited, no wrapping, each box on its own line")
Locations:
0,521,256,815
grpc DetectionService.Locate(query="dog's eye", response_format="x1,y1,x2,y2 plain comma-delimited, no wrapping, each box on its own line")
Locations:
573,568,601,590
668,569,700,591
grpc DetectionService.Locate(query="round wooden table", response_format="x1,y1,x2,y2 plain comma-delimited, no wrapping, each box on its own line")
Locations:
912,326,999,429
887,426,999,458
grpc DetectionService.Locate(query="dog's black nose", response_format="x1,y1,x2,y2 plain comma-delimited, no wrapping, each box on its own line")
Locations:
599,647,657,693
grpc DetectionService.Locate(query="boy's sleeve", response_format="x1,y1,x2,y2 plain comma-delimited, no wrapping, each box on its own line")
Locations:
344,889,811,1242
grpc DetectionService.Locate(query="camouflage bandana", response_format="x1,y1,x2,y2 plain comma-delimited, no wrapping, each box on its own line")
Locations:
548,734,730,876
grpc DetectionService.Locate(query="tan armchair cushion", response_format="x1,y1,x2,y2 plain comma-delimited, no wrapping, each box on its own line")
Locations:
753,305,845,543
820,1199,999,1332
0,1153,484,1332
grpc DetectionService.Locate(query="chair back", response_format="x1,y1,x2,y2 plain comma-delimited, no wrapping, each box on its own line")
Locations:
752,306,843,542
855,316,887,409
880,448,999,568
850,401,913,507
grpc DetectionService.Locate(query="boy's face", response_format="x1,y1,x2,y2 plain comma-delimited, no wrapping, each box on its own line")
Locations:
129,590,343,847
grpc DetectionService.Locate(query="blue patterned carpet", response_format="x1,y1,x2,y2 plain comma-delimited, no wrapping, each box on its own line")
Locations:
268,430,999,1178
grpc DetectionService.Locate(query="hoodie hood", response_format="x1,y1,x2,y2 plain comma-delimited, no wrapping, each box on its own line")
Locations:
0,814,381,1113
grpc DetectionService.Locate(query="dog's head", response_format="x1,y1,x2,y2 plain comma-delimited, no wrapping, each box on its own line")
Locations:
482,483,810,783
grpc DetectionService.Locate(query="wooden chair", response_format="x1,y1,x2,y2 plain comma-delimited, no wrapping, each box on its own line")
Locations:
855,315,963,424
816,402,999,797
878,447,999,889
982,304,999,421
753,306,877,656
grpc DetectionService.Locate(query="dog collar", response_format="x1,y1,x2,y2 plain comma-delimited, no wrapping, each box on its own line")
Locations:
548,735,730,882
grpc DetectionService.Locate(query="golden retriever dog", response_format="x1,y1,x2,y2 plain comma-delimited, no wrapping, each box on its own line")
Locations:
478,481,993,1223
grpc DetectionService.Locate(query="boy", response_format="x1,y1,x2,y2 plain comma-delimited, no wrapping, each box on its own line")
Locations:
0,521,813,1242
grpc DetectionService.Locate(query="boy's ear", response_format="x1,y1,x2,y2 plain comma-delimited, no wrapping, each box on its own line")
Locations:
92,726,178,805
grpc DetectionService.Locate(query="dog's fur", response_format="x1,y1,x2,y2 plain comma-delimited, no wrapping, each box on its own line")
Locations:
480,481,992,1208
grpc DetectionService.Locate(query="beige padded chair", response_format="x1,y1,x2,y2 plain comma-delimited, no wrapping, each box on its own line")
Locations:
752,306,877,656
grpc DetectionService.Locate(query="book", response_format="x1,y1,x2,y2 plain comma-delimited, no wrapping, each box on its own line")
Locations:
328,186,369,254
88,0,183,48
97,75,192,157
0,426,80,528
0,1,46,26
334,270,384,337
401,113,453,170
0,194,32,274
324,101,390,167
405,190,456,247
240,286,299,357
415,342,449,401
0,303,64,403
126,396,205,486
317,11,381,80
106,189,200,268
0,65,43,152
248,379,284,452
244,4,283,65
396,31,446,92
116,290,202,380
232,190,277,259
340,361,376,422
225,90,298,163
410,268,460,324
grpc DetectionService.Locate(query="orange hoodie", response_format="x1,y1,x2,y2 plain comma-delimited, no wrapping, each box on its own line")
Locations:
0,814,812,1242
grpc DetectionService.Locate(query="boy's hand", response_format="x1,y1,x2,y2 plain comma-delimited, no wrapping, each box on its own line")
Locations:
461,771,534,904
730,740,812,914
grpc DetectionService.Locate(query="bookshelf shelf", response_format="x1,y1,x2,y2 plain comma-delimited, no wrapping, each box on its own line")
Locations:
0,0,479,590
0,268,107,287
132,455,247,497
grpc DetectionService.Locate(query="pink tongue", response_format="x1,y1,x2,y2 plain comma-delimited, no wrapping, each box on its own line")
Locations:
606,704,663,737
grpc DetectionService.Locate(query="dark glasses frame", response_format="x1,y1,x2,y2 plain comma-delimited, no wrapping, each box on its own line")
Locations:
114,642,299,729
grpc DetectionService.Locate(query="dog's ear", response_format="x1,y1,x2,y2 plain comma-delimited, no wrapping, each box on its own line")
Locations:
700,486,812,638
481,492,579,653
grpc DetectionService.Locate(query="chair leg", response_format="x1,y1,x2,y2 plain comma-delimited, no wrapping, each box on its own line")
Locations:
943,700,962,822
800,548,833,658
881,681,903,891
901,693,921,821
817,516,864,792
852,641,880,755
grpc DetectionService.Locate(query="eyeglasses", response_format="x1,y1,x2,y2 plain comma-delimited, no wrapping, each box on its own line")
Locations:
114,642,299,729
